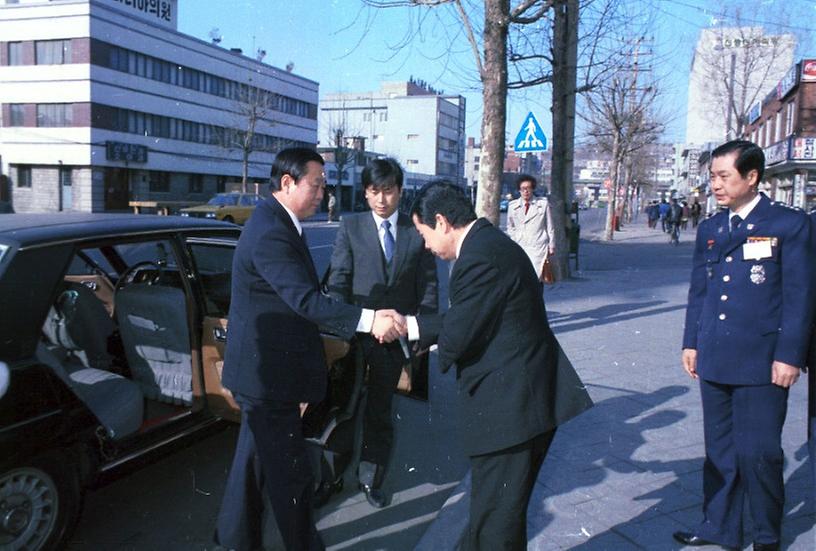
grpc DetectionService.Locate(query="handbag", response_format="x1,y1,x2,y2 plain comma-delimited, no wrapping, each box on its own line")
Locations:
541,258,555,284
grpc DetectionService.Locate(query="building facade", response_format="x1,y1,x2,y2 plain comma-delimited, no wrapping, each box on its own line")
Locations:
685,27,794,146
319,80,466,185
0,0,318,212
742,58,816,210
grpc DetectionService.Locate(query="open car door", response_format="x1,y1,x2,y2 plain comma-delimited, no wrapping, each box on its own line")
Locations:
186,238,353,423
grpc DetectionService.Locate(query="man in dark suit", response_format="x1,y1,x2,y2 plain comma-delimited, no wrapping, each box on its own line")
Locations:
404,181,592,550
677,140,814,551
328,158,438,508
214,148,404,551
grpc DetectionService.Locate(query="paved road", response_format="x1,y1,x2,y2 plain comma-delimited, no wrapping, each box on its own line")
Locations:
68,210,815,550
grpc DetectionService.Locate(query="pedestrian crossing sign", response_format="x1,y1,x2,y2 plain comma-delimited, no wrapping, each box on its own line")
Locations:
514,112,548,153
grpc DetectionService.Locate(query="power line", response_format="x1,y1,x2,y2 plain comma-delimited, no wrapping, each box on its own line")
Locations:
659,0,816,34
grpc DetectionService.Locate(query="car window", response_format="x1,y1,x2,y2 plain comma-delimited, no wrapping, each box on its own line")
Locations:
0,243,9,265
188,242,234,317
67,248,116,277
239,194,256,206
208,194,238,207
114,241,178,270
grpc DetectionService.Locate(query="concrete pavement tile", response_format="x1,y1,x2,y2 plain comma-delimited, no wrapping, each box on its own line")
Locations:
565,529,644,550
526,499,616,550
611,512,695,550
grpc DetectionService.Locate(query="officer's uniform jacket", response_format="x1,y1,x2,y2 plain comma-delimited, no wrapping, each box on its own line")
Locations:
506,196,555,275
683,194,814,385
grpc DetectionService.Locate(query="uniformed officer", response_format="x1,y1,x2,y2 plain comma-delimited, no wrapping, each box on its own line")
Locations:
675,140,814,551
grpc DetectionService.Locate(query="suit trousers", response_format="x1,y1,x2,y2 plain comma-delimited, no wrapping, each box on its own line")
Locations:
358,337,404,479
465,429,556,551
215,395,324,551
698,379,788,548
809,368,816,503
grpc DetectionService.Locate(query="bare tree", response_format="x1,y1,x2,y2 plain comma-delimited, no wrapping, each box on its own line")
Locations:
692,15,795,141
362,0,623,278
218,79,277,193
583,33,665,241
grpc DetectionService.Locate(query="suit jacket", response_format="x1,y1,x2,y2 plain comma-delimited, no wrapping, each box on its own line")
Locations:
416,219,592,456
222,196,362,404
683,194,814,385
327,211,438,315
506,197,555,275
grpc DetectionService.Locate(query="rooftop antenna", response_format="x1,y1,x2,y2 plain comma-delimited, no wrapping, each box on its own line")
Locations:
209,28,222,45
256,48,267,62
285,61,295,73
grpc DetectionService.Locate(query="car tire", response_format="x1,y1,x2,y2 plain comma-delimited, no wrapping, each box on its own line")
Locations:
222,215,234,224
0,455,82,551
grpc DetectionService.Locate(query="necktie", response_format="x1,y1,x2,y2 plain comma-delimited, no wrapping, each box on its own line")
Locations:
525,202,530,215
382,220,394,262
730,215,742,234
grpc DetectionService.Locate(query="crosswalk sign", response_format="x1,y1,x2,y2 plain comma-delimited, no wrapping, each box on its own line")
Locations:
514,112,548,153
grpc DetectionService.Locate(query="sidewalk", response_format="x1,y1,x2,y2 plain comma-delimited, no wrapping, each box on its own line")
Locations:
419,220,815,550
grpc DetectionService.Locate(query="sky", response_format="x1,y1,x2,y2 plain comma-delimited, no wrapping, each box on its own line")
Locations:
177,0,815,146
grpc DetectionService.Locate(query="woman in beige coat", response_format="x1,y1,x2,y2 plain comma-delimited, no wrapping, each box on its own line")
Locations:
506,174,555,280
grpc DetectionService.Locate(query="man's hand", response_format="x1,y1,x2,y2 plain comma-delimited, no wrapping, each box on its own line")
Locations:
682,348,698,379
771,360,800,388
372,309,407,343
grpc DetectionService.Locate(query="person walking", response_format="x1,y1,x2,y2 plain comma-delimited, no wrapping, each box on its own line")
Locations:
506,174,556,282
327,193,336,223
659,199,670,232
406,181,593,550
327,158,438,508
691,200,702,227
676,140,814,551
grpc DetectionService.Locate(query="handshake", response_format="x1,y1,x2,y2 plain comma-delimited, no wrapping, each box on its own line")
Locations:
371,309,408,344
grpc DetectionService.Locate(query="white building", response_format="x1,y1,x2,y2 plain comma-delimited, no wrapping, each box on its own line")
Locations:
685,27,794,146
319,80,466,184
0,0,318,212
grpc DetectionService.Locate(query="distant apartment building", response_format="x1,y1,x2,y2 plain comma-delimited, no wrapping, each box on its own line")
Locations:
685,27,794,145
0,0,317,212
319,80,466,185
464,137,480,202
742,58,816,210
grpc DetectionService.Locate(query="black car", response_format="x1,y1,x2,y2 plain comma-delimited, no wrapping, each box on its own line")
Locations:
0,214,254,549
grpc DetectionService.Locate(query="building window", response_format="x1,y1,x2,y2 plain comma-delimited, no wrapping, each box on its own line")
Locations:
775,111,784,143
35,39,72,65
379,111,388,122
406,159,419,165
8,104,25,126
36,104,73,127
407,134,419,140
15,165,31,188
785,101,795,136
189,173,203,194
7,41,23,66
149,171,170,193
59,167,72,187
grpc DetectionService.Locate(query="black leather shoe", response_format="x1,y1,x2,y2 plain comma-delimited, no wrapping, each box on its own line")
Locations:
359,482,387,508
672,531,737,549
753,543,779,551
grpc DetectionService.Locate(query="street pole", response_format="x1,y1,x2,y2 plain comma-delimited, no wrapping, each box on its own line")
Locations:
726,51,736,139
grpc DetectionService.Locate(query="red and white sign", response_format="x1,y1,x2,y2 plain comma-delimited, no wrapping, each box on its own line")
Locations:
802,59,816,83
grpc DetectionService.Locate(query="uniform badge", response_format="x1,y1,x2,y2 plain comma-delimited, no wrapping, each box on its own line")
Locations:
747,224,754,230
707,239,715,249
750,264,766,285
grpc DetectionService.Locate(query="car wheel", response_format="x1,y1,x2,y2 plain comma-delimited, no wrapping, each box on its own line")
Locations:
0,457,81,551
222,215,234,224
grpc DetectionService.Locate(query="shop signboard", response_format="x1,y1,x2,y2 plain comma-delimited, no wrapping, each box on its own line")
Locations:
747,101,762,124
776,64,799,99
802,59,816,83
106,141,148,163
764,140,789,166
105,0,177,29
791,137,816,161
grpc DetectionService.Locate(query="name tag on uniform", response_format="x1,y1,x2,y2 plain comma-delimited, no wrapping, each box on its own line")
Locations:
743,237,774,260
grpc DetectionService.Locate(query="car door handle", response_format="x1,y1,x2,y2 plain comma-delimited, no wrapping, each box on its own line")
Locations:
213,327,227,342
